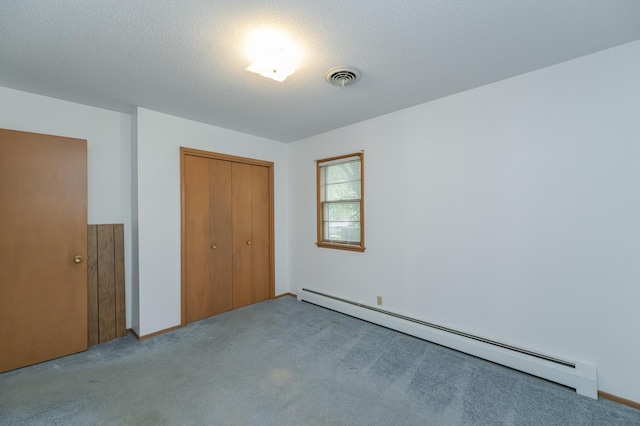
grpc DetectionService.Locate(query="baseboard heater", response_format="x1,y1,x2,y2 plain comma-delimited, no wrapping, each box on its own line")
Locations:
297,288,597,399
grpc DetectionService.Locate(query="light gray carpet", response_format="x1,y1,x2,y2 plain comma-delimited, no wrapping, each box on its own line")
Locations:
1,297,638,425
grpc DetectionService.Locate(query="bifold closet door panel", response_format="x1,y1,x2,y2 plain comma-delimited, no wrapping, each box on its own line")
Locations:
231,162,253,309
209,159,233,315
184,155,211,323
252,165,270,303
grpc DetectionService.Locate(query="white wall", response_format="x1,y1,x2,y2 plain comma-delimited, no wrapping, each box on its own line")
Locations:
3,39,638,402
130,109,140,332
288,40,640,402
134,108,289,336
0,87,133,328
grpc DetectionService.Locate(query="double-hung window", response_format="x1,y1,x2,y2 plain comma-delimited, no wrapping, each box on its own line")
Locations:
316,152,365,252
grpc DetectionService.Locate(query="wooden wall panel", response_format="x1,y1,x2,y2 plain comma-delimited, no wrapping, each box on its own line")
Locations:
87,225,99,346
114,224,126,338
87,224,126,346
97,225,116,343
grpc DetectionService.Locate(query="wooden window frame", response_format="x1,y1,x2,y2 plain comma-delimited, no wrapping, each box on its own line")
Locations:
316,152,365,252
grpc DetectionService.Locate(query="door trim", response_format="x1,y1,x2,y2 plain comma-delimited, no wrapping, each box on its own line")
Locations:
180,147,275,327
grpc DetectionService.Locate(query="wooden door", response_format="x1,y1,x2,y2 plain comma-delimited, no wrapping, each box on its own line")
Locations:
184,155,212,323
184,156,234,322
231,162,253,309
231,163,271,309
0,129,88,373
209,159,233,315
181,148,274,326
251,165,270,303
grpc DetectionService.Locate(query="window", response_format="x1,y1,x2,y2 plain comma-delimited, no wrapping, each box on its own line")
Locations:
316,152,365,252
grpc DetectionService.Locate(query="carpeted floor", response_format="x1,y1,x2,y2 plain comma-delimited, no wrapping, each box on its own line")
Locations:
0,297,638,425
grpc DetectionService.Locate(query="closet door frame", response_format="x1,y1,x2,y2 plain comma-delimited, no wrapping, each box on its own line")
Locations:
180,147,275,327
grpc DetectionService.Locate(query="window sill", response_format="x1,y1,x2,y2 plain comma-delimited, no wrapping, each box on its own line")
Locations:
316,242,366,252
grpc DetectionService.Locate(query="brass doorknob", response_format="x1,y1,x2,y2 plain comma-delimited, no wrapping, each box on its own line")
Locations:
74,255,83,263
247,241,252,245
211,244,217,249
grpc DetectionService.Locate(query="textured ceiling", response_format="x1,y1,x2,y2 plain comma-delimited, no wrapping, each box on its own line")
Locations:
2,1,640,142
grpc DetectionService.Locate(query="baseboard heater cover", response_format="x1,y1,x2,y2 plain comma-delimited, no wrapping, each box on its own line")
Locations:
297,288,597,399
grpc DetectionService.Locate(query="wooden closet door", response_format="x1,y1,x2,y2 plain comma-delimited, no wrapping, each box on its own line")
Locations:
181,147,274,324
184,155,211,323
231,163,270,308
209,159,233,315
231,162,253,309
0,129,87,373
251,165,271,303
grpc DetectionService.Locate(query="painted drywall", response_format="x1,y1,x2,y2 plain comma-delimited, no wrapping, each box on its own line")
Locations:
0,86,133,329
134,108,289,336
130,109,140,333
288,40,640,402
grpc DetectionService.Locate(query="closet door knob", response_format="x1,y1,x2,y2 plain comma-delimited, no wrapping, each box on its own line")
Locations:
211,244,217,249
247,240,252,245
74,255,83,263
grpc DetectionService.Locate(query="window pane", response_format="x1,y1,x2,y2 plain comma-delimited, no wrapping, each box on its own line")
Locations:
325,160,360,185
324,221,361,243
324,202,360,221
325,181,361,201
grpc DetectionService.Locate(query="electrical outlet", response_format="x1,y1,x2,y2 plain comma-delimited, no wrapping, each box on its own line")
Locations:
377,295,383,306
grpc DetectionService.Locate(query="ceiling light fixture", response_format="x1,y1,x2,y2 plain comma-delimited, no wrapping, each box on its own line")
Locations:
245,28,304,82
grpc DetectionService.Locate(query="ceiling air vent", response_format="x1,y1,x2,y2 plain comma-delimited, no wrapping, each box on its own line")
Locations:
325,66,361,87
